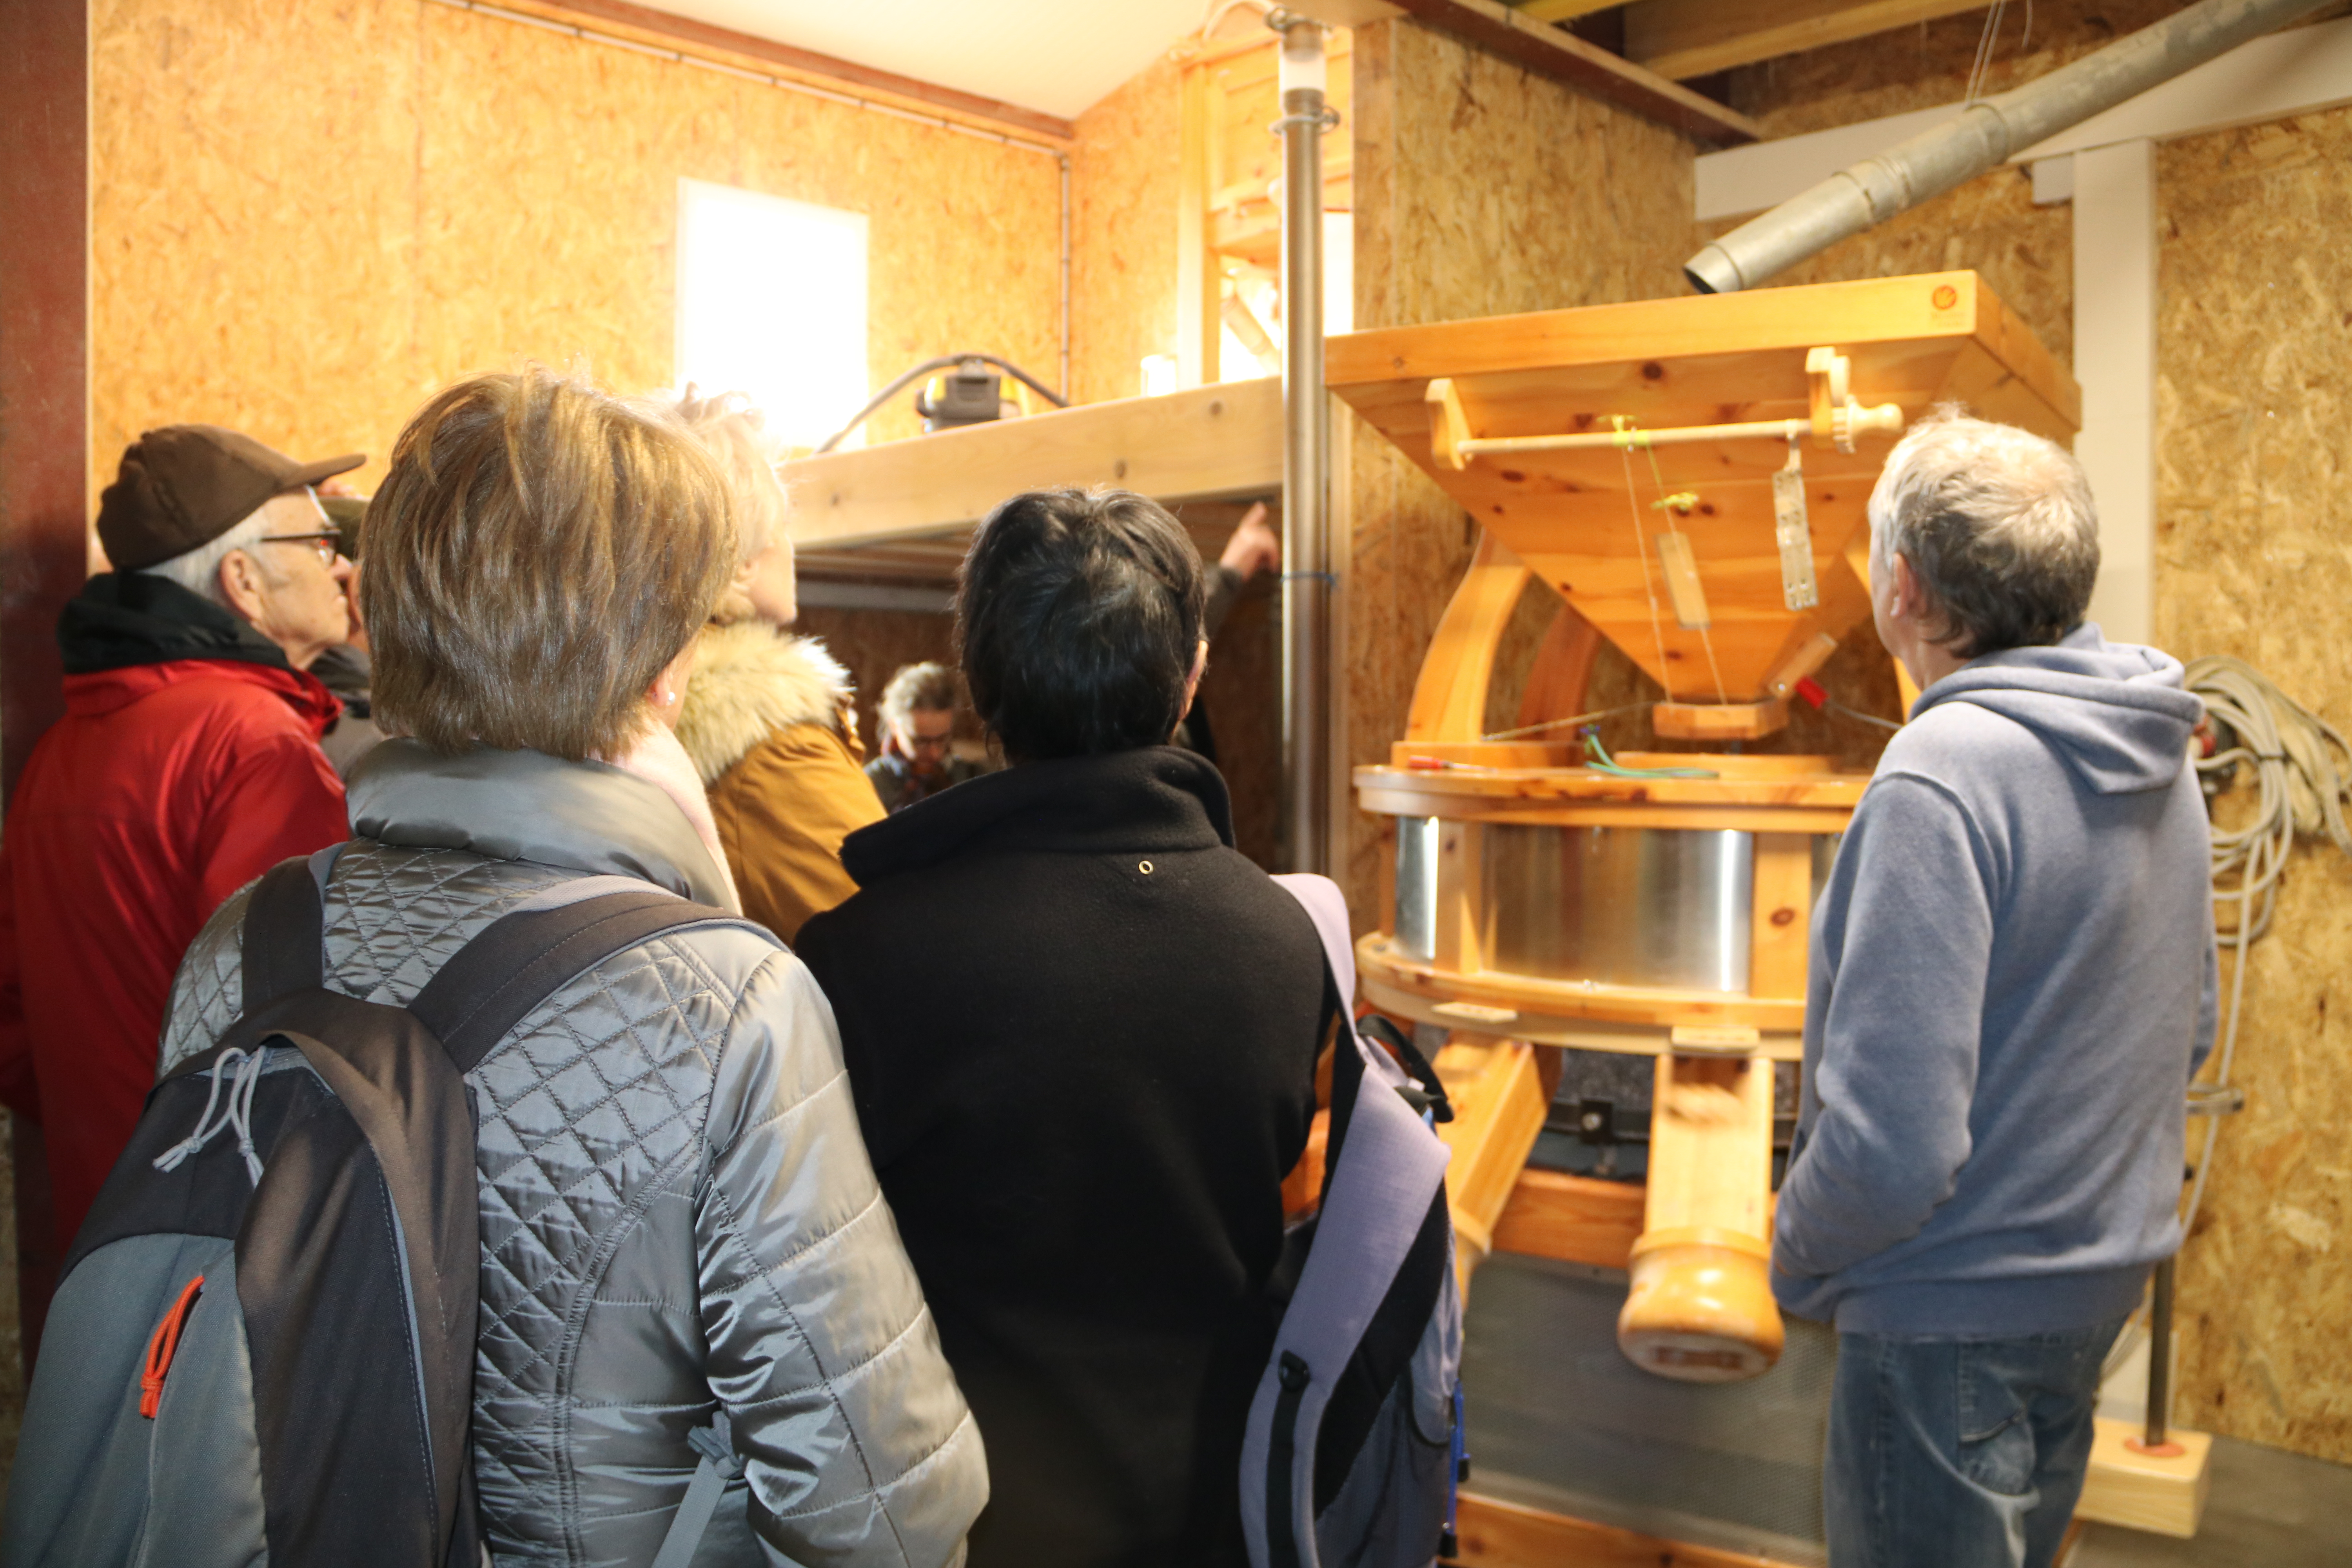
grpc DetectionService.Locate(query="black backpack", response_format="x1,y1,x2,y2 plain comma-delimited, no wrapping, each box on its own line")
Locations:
1,854,744,1568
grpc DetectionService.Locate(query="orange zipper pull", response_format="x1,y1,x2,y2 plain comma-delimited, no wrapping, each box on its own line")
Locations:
139,1274,205,1419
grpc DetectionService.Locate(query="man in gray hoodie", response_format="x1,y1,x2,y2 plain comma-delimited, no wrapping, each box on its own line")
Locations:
1775,411,2215,1568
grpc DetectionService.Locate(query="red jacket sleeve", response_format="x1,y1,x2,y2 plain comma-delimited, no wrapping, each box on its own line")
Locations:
194,729,350,920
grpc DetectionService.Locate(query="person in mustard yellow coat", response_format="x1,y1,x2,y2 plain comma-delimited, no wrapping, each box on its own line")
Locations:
665,389,884,944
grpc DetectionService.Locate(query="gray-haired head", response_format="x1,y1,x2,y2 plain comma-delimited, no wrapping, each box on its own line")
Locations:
878,661,960,730
1867,407,2100,658
137,506,276,610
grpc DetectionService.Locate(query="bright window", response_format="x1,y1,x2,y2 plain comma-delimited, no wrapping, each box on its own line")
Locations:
675,179,868,451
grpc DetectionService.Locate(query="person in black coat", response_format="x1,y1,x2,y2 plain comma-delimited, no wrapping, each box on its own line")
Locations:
795,487,1331,1568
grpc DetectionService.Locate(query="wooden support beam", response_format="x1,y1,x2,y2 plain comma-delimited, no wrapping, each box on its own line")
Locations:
1490,1167,1645,1268
1624,0,1992,82
1747,834,1814,1000
475,0,1076,143
1432,1038,1552,1294
1,0,88,1383
1294,0,1761,144
1405,531,1532,742
783,379,1281,548
1512,0,1624,23
1177,64,1221,389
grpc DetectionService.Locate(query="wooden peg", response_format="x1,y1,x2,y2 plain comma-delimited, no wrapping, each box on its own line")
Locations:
1426,376,1473,471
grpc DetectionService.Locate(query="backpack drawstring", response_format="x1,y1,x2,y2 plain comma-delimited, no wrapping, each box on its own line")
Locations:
153,1047,269,1186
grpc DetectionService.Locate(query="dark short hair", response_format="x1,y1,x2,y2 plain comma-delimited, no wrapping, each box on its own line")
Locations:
956,488,1205,761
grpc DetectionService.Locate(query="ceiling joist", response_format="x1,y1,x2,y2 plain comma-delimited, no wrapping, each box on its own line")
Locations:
1306,0,1761,143
1620,0,1998,82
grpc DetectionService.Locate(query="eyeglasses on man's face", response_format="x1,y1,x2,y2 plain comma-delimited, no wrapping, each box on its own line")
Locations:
255,532,341,568
256,486,347,568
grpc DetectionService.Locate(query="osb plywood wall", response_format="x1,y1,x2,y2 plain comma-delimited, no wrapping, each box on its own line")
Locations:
1339,15,1695,922
2154,106,2352,1463
1712,0,2352,1464
1070,52,1186,406
89,0,1063,503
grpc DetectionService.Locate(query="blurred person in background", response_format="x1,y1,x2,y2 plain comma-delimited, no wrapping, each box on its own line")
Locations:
666,388,883,944
311,485,386,776
154,368,985,1564
865,661,981,813
1172,501,1279,764
0,424,356,1250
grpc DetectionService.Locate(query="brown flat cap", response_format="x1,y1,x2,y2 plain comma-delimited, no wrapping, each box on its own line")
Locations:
98,425,365,572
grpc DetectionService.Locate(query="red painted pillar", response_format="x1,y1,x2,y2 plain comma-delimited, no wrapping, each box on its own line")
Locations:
0,0,89,1374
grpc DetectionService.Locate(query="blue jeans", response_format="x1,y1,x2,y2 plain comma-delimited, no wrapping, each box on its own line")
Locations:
1825,1318,2127,1568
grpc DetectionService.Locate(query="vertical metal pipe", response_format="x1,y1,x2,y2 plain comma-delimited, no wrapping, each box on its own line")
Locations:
2144,1255,2176,1448
1275,13,1331,874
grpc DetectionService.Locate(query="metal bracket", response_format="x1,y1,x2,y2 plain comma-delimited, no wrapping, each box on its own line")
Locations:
2187,1082,2247,1116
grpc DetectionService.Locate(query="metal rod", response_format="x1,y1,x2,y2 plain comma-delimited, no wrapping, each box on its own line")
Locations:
1684,0,2336,294
2144,1254,2176,1448
1465,418,1808,455
1275,12,1331,875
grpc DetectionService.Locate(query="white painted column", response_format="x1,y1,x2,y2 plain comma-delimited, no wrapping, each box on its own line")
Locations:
2072,138,2158,646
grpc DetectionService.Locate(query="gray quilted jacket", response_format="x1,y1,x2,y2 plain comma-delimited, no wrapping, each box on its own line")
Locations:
158,741,986,1568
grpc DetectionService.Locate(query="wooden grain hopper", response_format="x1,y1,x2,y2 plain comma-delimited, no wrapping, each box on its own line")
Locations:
1334,270,2078,742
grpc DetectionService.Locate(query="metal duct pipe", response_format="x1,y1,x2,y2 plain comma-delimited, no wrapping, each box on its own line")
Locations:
1685,0,2335,294
1275,11,1333,874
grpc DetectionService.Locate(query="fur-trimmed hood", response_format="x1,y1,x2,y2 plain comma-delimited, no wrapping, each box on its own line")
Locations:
677,621,856,786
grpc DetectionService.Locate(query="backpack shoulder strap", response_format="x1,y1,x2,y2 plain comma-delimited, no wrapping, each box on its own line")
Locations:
409,887,755,1073
241,855,330,1009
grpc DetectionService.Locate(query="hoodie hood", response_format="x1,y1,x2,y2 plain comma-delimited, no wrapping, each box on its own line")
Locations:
59,572,295,676
1915,624,2203,795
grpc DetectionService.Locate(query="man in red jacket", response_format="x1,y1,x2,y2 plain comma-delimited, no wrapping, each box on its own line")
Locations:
0,425,361,1249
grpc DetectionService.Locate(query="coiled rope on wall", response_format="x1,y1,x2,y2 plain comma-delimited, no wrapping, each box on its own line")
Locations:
2180,654,2352,1237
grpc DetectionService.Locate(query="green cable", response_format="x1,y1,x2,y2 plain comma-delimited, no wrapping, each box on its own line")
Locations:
1580,726,1719,780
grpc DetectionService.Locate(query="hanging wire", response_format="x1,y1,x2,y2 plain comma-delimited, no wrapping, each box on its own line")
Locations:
1964,0,2011,104
1615,432,1677,703
1479,703,1650,744
1637,436,1730,702
1580,726,1719,780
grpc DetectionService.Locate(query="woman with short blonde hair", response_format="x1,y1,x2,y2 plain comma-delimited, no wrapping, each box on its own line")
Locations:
159,367,985,1566
663,386,889,943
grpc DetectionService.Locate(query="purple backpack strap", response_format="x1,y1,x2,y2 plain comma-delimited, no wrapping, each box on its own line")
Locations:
1240,875,1454,1568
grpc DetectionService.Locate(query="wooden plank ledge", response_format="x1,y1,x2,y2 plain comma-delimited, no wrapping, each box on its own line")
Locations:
783,379,1282,548
1358,941,1809,1034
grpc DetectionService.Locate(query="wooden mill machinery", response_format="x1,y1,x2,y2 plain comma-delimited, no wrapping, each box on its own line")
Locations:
1325,274,2079,1412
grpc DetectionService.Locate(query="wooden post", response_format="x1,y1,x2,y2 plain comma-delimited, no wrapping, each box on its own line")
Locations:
1747,833,1814,1000
1430,1036,1550,1297
1176,63,1221,388
0,0,89,1377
